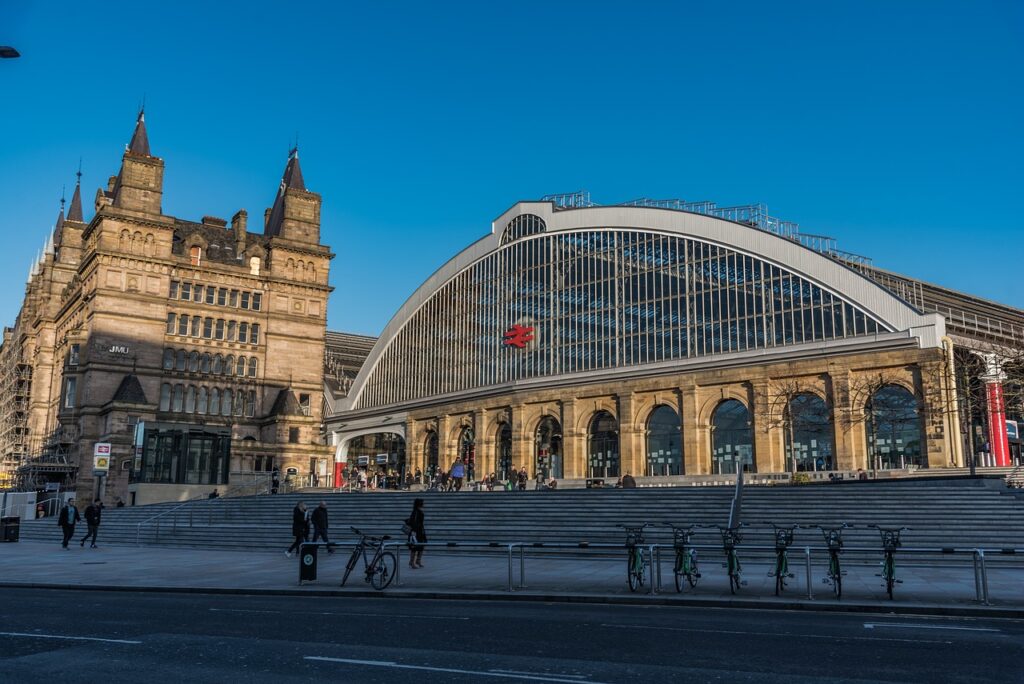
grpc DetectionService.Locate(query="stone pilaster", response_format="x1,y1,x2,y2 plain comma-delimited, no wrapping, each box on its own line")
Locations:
561,398,583,478
750,380,776,473
680,384,701,475
618,391,640,477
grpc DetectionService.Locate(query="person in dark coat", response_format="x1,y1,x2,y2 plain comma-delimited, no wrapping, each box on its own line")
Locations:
517,467,528,491
58,499,81,549
310,501,334,553
621,472,637,489
286,501,308,558
80,498,103,548
406,498,427,569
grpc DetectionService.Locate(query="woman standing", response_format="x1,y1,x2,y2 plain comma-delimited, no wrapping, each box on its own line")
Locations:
406,498,427,569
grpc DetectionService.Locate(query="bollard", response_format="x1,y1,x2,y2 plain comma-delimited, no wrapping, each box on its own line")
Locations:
648,546,657,595
978,549,990,605
519,544,527,589
804,546,813,600
973,550,982,603
394,544,402,586
655,546,663,593
507,544,514,592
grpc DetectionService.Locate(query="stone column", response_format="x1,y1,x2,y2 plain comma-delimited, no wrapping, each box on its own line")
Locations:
618,392,640,477
750,380,777,474
473,408,491,481
560,398,583,479
405,418,424,477
437,414,451,473
982,354,1011,467
829,370,861,471
680,384,703,475
510,404,530,475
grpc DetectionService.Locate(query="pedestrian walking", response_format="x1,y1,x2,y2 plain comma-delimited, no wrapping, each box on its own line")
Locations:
621,472,637,488
517,467,528,491
405,498,427,569
57,499,81,549
79,498,103,548
415,467,423,485
208,488,220,499
451,459,465,491
286,501,308,558
310,500,334,553
534,471,545,490
271,466,280,495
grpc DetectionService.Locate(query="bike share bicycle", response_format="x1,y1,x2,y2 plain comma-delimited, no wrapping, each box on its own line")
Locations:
717,524,745,594
618,523,650,592
662,522,703,592
764,522,800,596
817,523,850,599
869,524,909,599
341,526,397,590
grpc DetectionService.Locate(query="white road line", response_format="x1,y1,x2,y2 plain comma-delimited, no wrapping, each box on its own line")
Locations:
304,656,607,683
598,623,950,645
864,623,1002,632
490,670,588,679
209,607,468,620
0,631,142,645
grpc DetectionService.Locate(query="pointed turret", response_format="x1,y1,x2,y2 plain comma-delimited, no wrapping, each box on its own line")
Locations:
264,147,320,243
127,109,151,157
54,191,65,233
67,171,84,222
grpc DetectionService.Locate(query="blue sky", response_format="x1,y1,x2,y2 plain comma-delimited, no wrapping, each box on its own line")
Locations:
1,1,1021,336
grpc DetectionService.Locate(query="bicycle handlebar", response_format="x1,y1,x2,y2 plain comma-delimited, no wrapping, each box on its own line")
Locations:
867,525,911,532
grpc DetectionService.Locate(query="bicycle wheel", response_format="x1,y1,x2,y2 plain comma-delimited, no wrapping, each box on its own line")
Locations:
885,555,895,600
627,550,641,592
674,551,684,593
775,554,784,596
341,548,359,587
370,552,396,590
728,553,739,594
687,551,699,588
831,555,842,600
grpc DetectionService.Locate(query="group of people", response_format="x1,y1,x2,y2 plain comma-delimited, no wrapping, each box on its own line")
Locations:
56,498,103,549
425,463,559,492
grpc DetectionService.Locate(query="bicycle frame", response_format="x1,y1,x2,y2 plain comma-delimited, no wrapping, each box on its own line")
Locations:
717,525,744,594
869,525,908,600
619,523,650,592
764,523,799,595
817,523,849,599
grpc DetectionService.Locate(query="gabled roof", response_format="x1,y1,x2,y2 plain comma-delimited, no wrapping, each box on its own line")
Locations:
268,388,302,416
127,110,150,156
264,148,304,237
110,374,148,405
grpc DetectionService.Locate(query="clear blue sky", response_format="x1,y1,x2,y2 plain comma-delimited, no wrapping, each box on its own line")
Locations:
1,1,1021,336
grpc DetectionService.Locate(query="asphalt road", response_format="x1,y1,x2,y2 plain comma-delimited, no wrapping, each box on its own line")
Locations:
0,589,1020,683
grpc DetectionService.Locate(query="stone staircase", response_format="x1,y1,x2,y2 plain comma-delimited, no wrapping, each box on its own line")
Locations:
14,478,1024,560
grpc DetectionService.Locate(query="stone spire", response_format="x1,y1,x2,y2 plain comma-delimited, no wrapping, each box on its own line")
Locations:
112,110,163,214
67,167,84,222
264,147,318,242
127,108,151,157
55,189,65,233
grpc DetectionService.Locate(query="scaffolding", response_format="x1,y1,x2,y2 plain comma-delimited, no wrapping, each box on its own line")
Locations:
0,326,32,489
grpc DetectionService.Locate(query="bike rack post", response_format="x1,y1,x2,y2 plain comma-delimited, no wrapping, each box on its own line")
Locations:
519,544,527,589
394,543,402,586
654,546,662,593
973,549,982,603
507,544,515,592
648,545,657,595
804,546,813,600
978,549,990,605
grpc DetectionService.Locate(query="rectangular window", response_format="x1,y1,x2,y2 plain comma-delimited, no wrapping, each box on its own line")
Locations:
205,286,215,305
63,377,77,409
159,384,171,411
215,320,225,340
181,282,191,301
298,393,311,417
288,427,300,444
238,322,248,341
191,316,202,337
169,281,179,299
217,288,227,306
240,292,250,309
203,317,213,339
227,320,237,342
251,293,262,311
229,290,239,307
249,324,260,345
68,343,80,367
177,315,189,336
193,285,204,303
166,312,176,334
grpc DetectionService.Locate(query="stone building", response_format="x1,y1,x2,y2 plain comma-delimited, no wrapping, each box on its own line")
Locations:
0,112,333,504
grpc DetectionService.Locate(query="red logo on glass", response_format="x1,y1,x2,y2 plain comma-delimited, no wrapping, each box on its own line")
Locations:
502,324,535,348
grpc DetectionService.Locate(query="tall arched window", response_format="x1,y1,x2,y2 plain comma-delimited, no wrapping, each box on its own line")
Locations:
867,385,924,470
172,384,184,412
712,400,754,474
236,356,246,376
197,387,208,414
162,348,174,370
209,388,221,415
201,353,211,373
646,405,682,476
159,383,171,411
224,356,234,376
212,355,223,374
175,349,186,371
457,427,475,481
588,411,620,479
191,315,202,337
185,386,196,413
221,389,233,416
498,423,513,481
785,393,834,472
248,358,257,377
535,416,563,480
188,351,200,373
426,432,439,477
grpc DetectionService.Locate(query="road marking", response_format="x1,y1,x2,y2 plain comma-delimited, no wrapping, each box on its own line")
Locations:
864,623,1001,632
490,670,588,680
599,623,950,645
0,631,142,645
305,656,606,683
209,607,468,620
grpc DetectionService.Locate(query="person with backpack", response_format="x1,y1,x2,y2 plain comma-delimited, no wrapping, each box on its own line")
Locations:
57,499,81,549
285,501,308,558
310,501,333,553
405,498,427,569
79,498,103,548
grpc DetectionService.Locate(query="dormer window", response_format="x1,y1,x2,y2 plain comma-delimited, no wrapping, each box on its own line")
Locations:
189,246,202,266
249,256,261,276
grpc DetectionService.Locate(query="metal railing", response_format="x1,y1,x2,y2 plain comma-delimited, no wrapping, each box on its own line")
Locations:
134,476,273,545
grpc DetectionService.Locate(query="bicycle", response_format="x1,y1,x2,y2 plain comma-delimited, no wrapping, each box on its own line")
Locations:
662,522,703,592
763,522,800,596
717,524,745,594
869,525,909,600
817,523,850,599
617,524,650,592
340,526,396,590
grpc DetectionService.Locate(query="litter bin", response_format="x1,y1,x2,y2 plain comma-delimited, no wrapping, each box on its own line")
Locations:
298,542,318,583
1,516,20,542
585,478,605,489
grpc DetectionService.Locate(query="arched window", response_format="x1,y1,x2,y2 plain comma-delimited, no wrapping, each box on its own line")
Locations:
212,355,223,374
784,393,834,472
224,356,235,376
162,348,174,370
248,358,257,377
535,416,563,480
646,405,682,476
197,387,208,414
201,353,211,373
588,411,619,479
234,389,243,416
227,320,237,342
457,427,475,481
498,423,512,481
175,349,186,371
426,432,439,477
245,390,256,417
188,351,200,373
159,383,171,411
236,356,246,376
172,384,184,412
711,400,754,474
867,385,924,470
221,389,233,416
189,245,202,266
209,388,221,415
191,315,201,337
185,386,196,413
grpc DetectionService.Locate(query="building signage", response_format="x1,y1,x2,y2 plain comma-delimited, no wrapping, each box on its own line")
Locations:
108,345,130,355
93,442,112,476
502,324,535,348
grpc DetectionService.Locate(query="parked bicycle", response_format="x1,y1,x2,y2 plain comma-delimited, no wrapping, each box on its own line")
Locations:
662,522,703,592
341,526,396,590
817,523,851,599
869,524,909,600
717,524,745,594
618,523,650,592
764,522,801,596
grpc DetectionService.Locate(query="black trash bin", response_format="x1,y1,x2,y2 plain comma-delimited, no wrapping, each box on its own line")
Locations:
1,516,20,542
298,542,318,583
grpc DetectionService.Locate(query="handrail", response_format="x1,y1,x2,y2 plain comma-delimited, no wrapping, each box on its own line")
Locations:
135,475,273,545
